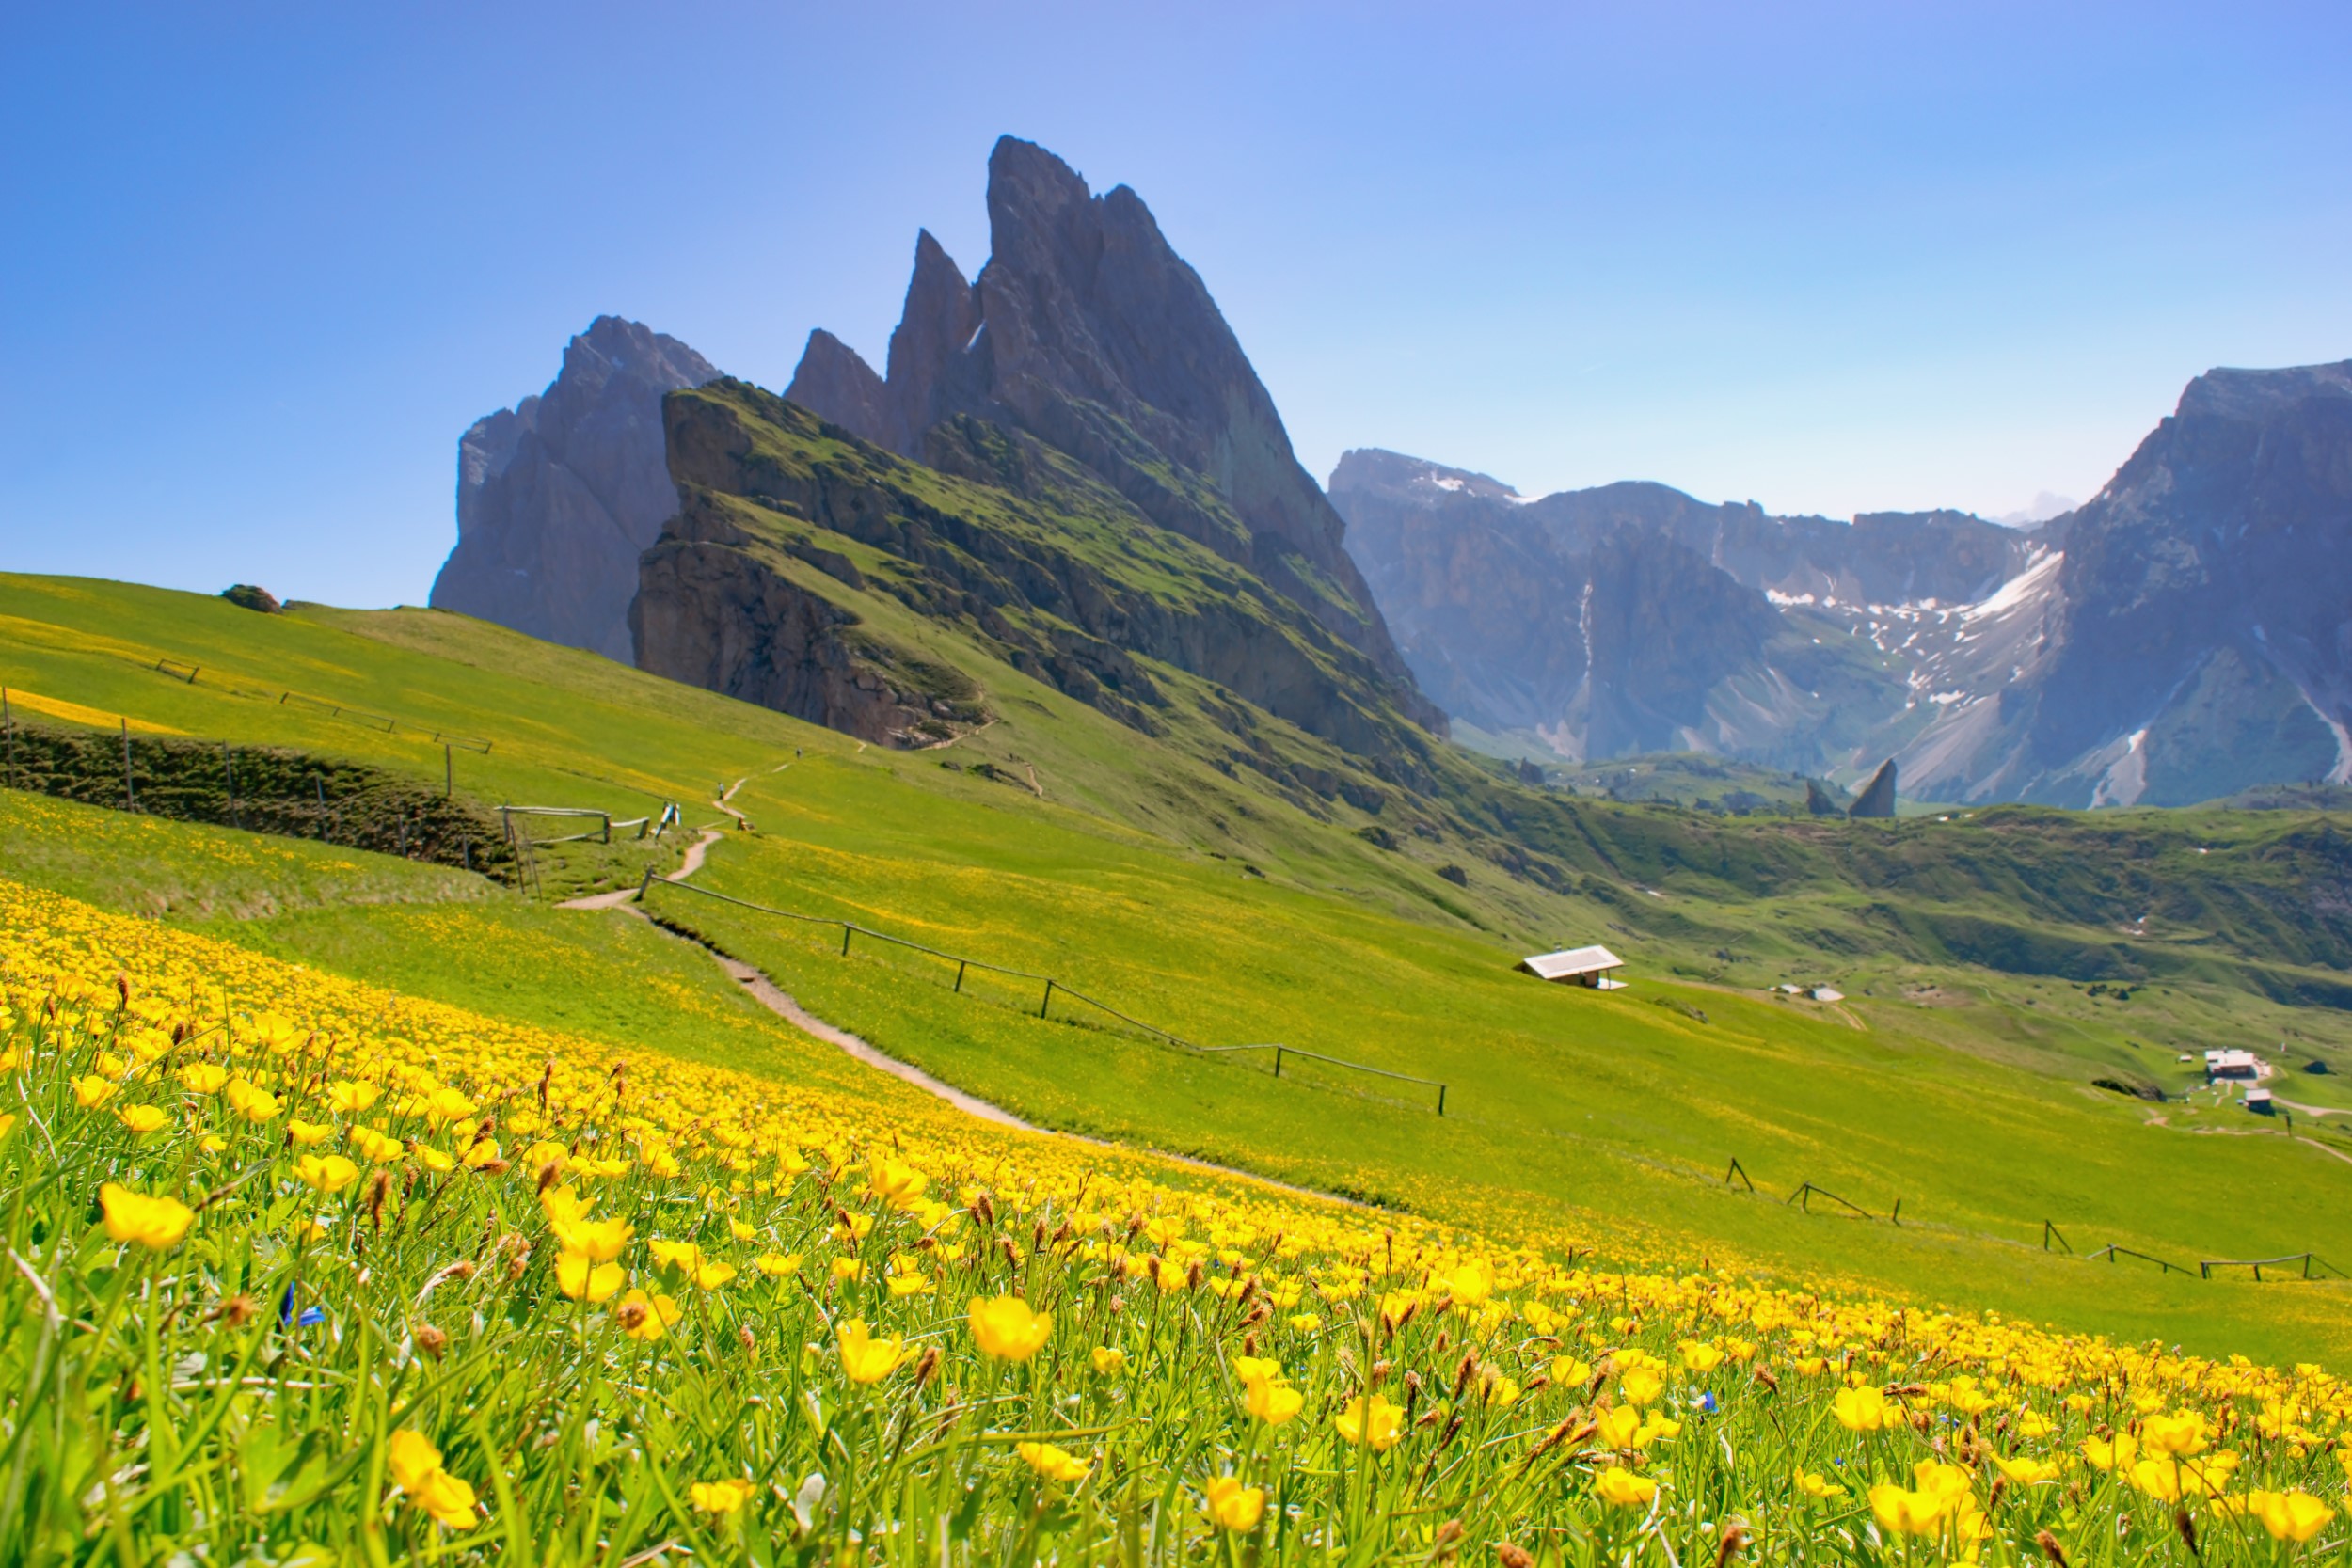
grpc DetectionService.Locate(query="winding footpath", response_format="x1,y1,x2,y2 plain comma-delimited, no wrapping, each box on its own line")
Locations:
552,768,1361,1206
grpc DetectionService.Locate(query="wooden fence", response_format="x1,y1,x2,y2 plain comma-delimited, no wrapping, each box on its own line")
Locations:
639,874,1450,1115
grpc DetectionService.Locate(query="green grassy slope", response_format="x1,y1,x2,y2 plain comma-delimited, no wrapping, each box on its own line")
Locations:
5,574,2350,1365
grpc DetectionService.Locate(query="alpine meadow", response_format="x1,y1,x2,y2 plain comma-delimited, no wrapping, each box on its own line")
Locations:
9,19,2352,1565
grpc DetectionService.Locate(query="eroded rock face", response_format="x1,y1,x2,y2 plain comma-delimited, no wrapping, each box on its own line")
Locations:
431,317,719,661
784,137,1438,733
2012,361,2352,803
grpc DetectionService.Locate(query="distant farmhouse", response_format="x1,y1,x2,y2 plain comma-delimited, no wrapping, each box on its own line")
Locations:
2205,1049,2262,1082
1518,945,1626,990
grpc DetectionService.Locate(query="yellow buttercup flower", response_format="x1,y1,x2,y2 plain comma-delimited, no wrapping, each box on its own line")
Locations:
551,1213,632,1263
1794,1470,1844,1499
326,1079,381,1114
1016,1441,1089,1483
836,1319,907,1383
74,1074,119,1107
227,1080,281,1123
556,1250,625,1303
1335,1394,1403,1451
755,1251,802,1277
2246,1489,2332,1543
99,1182,193,1248
1444,1261,1491,1307
1833,1385,1889,1432
1677,1338,1724,1373
1202,1476,1264,1530
615,1288,679,1343
178,1061,229,1094
969,1295,1051,1361
2081,1433,2137,1471
116,1103,170,1133
1992,1454,2060,1485
387,1430,478,1529
1594,1466,1657,1508
690,1477,756,1515
1868,1482,1952,1537
1090,1345,1126,1374
2140,1410,2210,1457
1594,1405,1643,1449
1619,1367,1664,1407
295,1153,359,1195
286,1117,335,1147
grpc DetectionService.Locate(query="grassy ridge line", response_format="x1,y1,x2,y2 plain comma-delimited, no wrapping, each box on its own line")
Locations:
9,875,2352,1564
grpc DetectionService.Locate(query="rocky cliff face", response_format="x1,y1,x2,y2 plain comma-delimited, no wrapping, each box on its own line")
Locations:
1330,451,1943,769
783,137,1438,733
1336,358,2352,805
1899,359,2352,805
430,317,720,661
632,381,1448,797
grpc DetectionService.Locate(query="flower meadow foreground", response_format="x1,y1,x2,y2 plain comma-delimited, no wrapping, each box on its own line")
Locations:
2,878,2350,1564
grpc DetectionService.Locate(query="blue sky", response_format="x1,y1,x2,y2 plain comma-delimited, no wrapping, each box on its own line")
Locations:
4,2,2347,606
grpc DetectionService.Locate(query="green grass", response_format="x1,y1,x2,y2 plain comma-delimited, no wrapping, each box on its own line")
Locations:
644,755,2352,1366
17,875,2348,1567
8,574,2352,1369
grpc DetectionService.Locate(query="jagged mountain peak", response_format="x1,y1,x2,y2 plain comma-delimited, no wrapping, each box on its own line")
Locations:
787,136,1437,729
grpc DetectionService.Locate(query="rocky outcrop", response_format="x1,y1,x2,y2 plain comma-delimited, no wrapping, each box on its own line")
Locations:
1848,760,1898,818
431,317,719,661
785,138,1438,733
634,381,1446,794
782,330,887,447
1897,359,2352,805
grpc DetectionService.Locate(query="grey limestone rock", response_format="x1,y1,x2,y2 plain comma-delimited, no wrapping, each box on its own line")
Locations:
430,316,720,661
786,137,1437,732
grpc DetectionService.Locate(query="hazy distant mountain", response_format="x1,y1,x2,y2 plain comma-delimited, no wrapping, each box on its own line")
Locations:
1330,451,2028,772
1996,491,2077,528
1334,358,2352,805
430,317,720,661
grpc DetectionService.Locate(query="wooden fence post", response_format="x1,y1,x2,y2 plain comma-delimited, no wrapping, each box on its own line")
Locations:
1040,978,1054,1019
444,743,453,799
955,960,967,993
1437,1084,1447,1117
635,865,655,901
1274,1045,1284,1079
120,718,135,809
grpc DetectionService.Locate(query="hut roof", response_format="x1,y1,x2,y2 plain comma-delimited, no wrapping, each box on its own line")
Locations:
1518,945,1625,981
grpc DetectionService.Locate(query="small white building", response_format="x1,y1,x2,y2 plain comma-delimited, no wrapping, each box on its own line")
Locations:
2205,1049,2261,1082
1519,945,1627,990
1809,986,1846,1003
2245,1086,2276,1115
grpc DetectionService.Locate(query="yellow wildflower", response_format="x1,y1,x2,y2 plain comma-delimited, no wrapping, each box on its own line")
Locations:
1202,1475,1265,1530
1016,1441,1089,1483
690,1477,756,1514
98,1182,194,1249
1594,1466,1657,1508
969,1295,1051,1361
836,1319,907,1383
556,1251,625,1303
1335,1393,1403,1451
